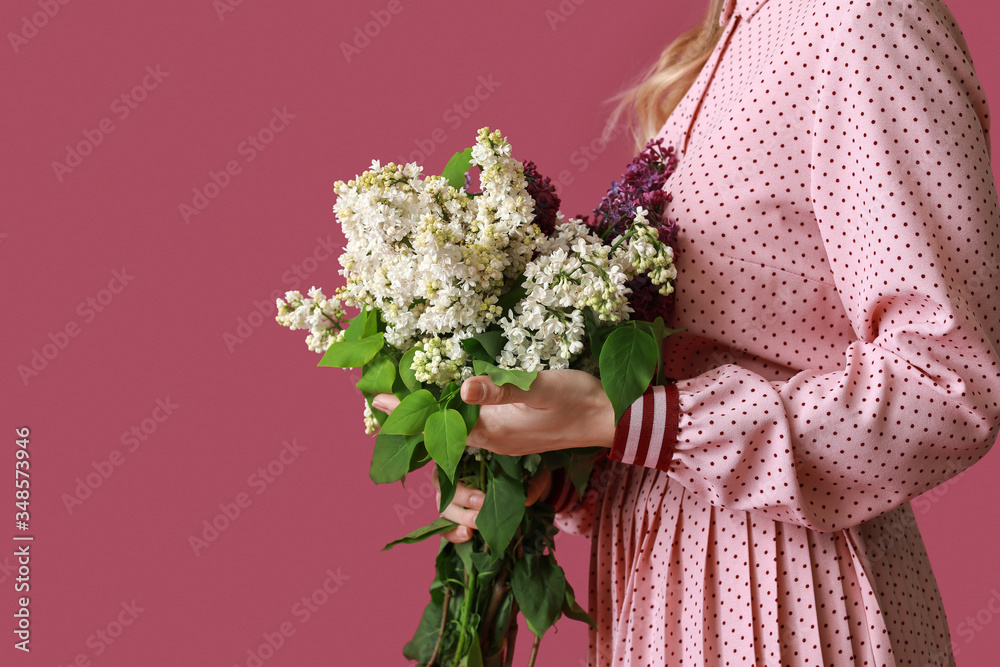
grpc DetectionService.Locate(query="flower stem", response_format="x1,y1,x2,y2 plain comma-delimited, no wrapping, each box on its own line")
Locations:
426,586,451,667
502,600,519,667
608,227,637,255
453,569,477,661
480,570,509,651
527,635,542,667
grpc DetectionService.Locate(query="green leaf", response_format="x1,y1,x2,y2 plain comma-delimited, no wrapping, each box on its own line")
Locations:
457,400,480,434
454,539,475,573
491,591,514,650
408,437,430,472
460,331,506,363
435,540,463,594
442,146,474,190
472,359,537,392
343,307,378,341
369,433,420,485
342,307,366,341
470,551,503,583
651,317,666,345
562,584,597,629
511,554,567,637
495,274,526,316
398,347,422,393
424,409,468,482
402,597,443,663
355,356,396,395
651,317,666,385
493,454,521,479
460,630,484,667
521,453,542,477
582,307,606,361
318,334,384,368
380,389,438,435
599,327,659,424
539,450,571,471
382,516,457,551
441,381,461,411
568,449,602,498
436,463,458,512
633,320,663,385
476,473,525,559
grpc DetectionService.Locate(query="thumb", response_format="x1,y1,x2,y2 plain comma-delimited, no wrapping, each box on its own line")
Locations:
461,376,530,406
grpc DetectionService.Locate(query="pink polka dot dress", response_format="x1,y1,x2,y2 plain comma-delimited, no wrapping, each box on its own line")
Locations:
551,0,1000,664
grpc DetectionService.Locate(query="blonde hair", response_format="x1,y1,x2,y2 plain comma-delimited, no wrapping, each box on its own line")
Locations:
608,0,726,151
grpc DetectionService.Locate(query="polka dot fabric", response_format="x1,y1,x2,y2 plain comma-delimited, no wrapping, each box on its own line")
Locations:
554,0,1000,664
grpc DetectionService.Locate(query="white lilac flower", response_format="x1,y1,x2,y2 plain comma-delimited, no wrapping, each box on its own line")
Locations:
410,336,468,385
362,400,379,435
613,207,677,295
279,128,679,437
275,287,347,353
332,127,540,368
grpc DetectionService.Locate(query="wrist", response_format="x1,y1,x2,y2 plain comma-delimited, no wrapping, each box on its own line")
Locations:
593,387,616,449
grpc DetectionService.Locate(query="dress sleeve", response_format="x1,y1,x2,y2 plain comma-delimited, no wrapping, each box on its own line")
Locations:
607,0,1000,532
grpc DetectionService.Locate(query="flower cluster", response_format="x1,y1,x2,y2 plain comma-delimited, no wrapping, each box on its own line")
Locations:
278,127,679,385
617,207,677,291
496,209,675,372
521,160,561,236
584,137,680,321
275,287,347,353
332,128,538,371
411,336,470,385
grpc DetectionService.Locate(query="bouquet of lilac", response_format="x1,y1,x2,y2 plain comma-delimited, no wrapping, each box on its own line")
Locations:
276,128,679,666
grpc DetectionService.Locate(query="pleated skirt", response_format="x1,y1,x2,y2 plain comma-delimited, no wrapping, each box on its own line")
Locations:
555,461,955,666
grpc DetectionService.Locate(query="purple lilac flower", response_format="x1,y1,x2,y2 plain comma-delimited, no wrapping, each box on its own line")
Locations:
522,160,561,237
584,138,680,322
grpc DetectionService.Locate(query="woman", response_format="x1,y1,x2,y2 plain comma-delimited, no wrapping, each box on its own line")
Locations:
375,0,1000,663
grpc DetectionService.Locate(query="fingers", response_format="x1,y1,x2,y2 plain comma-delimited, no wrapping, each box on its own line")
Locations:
461,376,532,406
372,393,400,413
452,483,485,512
439,480,484,543
443,525,473,543
461,369,570,407
441,487,483,529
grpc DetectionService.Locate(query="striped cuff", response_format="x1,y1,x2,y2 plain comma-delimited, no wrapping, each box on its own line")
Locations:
608,383,679,472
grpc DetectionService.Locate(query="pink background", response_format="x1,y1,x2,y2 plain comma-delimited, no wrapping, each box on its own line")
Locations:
4,0,1000,664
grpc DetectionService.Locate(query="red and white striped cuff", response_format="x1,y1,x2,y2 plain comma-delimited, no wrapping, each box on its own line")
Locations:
608,383,680,472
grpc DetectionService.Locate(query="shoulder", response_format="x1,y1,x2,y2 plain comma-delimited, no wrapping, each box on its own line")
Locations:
807,0,976,65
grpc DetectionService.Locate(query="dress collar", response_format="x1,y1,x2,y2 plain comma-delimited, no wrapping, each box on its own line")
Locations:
720,0,771,25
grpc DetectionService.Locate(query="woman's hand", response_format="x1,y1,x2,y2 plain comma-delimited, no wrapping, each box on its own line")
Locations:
372,368,610,542
433,469,553,544
373,368,616,457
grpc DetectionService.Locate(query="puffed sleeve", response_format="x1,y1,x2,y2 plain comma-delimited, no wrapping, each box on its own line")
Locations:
607,0,1000,532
